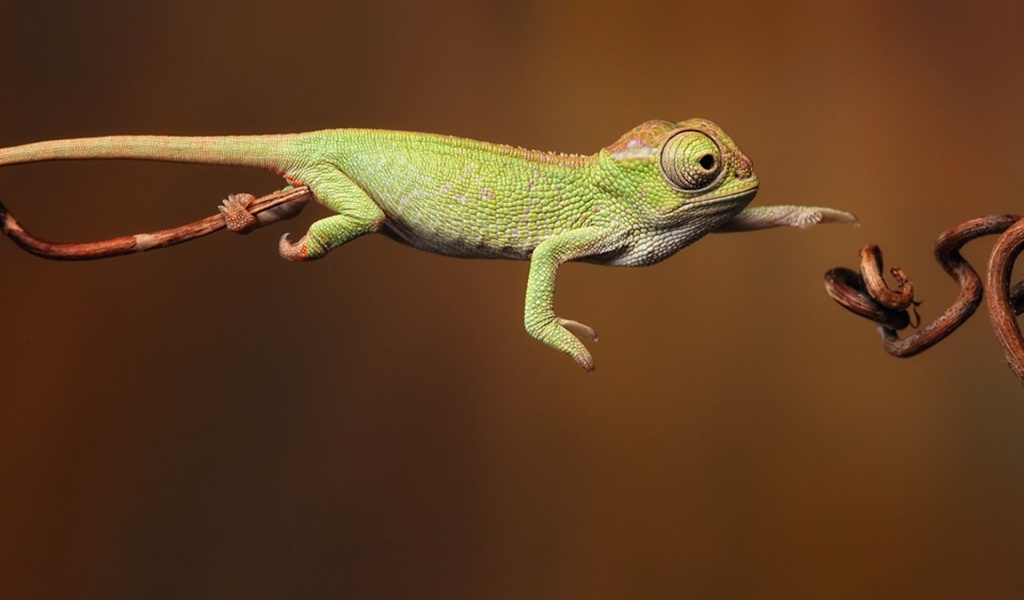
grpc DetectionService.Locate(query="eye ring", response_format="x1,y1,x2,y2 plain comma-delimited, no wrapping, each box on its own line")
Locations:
660,130,724,192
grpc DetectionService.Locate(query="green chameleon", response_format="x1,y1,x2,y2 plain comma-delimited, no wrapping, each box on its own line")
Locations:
0,119,855,370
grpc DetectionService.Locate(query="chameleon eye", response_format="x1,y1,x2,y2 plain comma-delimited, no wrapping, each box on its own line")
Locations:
660,130,723,191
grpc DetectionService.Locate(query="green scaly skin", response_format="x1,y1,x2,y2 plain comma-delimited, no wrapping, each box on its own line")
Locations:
0,119,857,370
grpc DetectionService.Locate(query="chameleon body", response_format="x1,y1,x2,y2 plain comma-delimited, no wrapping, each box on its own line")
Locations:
0,119,856,370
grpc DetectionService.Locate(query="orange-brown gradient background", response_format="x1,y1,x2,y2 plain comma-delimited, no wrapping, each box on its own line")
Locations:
2,1,1023,597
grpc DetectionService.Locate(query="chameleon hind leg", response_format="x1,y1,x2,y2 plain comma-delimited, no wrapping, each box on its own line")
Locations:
278,172,385,262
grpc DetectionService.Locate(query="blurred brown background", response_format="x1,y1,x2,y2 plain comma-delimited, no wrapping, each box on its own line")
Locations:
2,1,1023,598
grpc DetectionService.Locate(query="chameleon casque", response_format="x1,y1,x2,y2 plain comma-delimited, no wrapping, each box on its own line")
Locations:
0,119,856,370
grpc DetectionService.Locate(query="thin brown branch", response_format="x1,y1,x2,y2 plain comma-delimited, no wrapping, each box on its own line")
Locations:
987,217,1024,382
0,186,312,260
824,214,1024,383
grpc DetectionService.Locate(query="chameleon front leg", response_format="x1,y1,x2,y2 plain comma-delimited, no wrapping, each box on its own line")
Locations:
277,172,385,261
524,226,621,372
714,205,858,232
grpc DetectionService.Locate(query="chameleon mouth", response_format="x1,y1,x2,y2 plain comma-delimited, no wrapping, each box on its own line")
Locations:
684,186,759,209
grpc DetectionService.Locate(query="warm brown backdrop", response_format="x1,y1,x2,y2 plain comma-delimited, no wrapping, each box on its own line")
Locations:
2,1,1023,598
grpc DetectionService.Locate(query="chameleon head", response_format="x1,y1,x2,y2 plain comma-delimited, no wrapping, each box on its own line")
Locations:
657,118,759,212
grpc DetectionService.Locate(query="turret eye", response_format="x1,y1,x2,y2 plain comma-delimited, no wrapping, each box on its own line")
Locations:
660,131,723,191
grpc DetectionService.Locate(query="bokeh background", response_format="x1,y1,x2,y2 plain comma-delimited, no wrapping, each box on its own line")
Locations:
2,1,1023,597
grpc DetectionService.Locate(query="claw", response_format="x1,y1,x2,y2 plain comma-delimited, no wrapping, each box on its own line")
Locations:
278,233,307,262
560,318,598,342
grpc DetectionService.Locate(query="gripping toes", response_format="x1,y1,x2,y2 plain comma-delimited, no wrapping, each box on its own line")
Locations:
526,316,597,372
797,207,859,228
219,193,259,233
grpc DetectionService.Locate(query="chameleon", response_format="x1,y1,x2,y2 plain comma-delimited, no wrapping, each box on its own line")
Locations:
0,119,856,371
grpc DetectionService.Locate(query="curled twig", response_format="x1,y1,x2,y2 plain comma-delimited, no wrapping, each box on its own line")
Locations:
0,186,312,260
858,245,917,317
987,218,1024,382
825,214,1024,383
824,266,911,331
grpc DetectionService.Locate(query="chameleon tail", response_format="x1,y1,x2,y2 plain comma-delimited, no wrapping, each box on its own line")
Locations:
0,133,313,177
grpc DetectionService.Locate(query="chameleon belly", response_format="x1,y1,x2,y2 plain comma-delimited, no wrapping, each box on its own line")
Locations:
322,129,609,260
